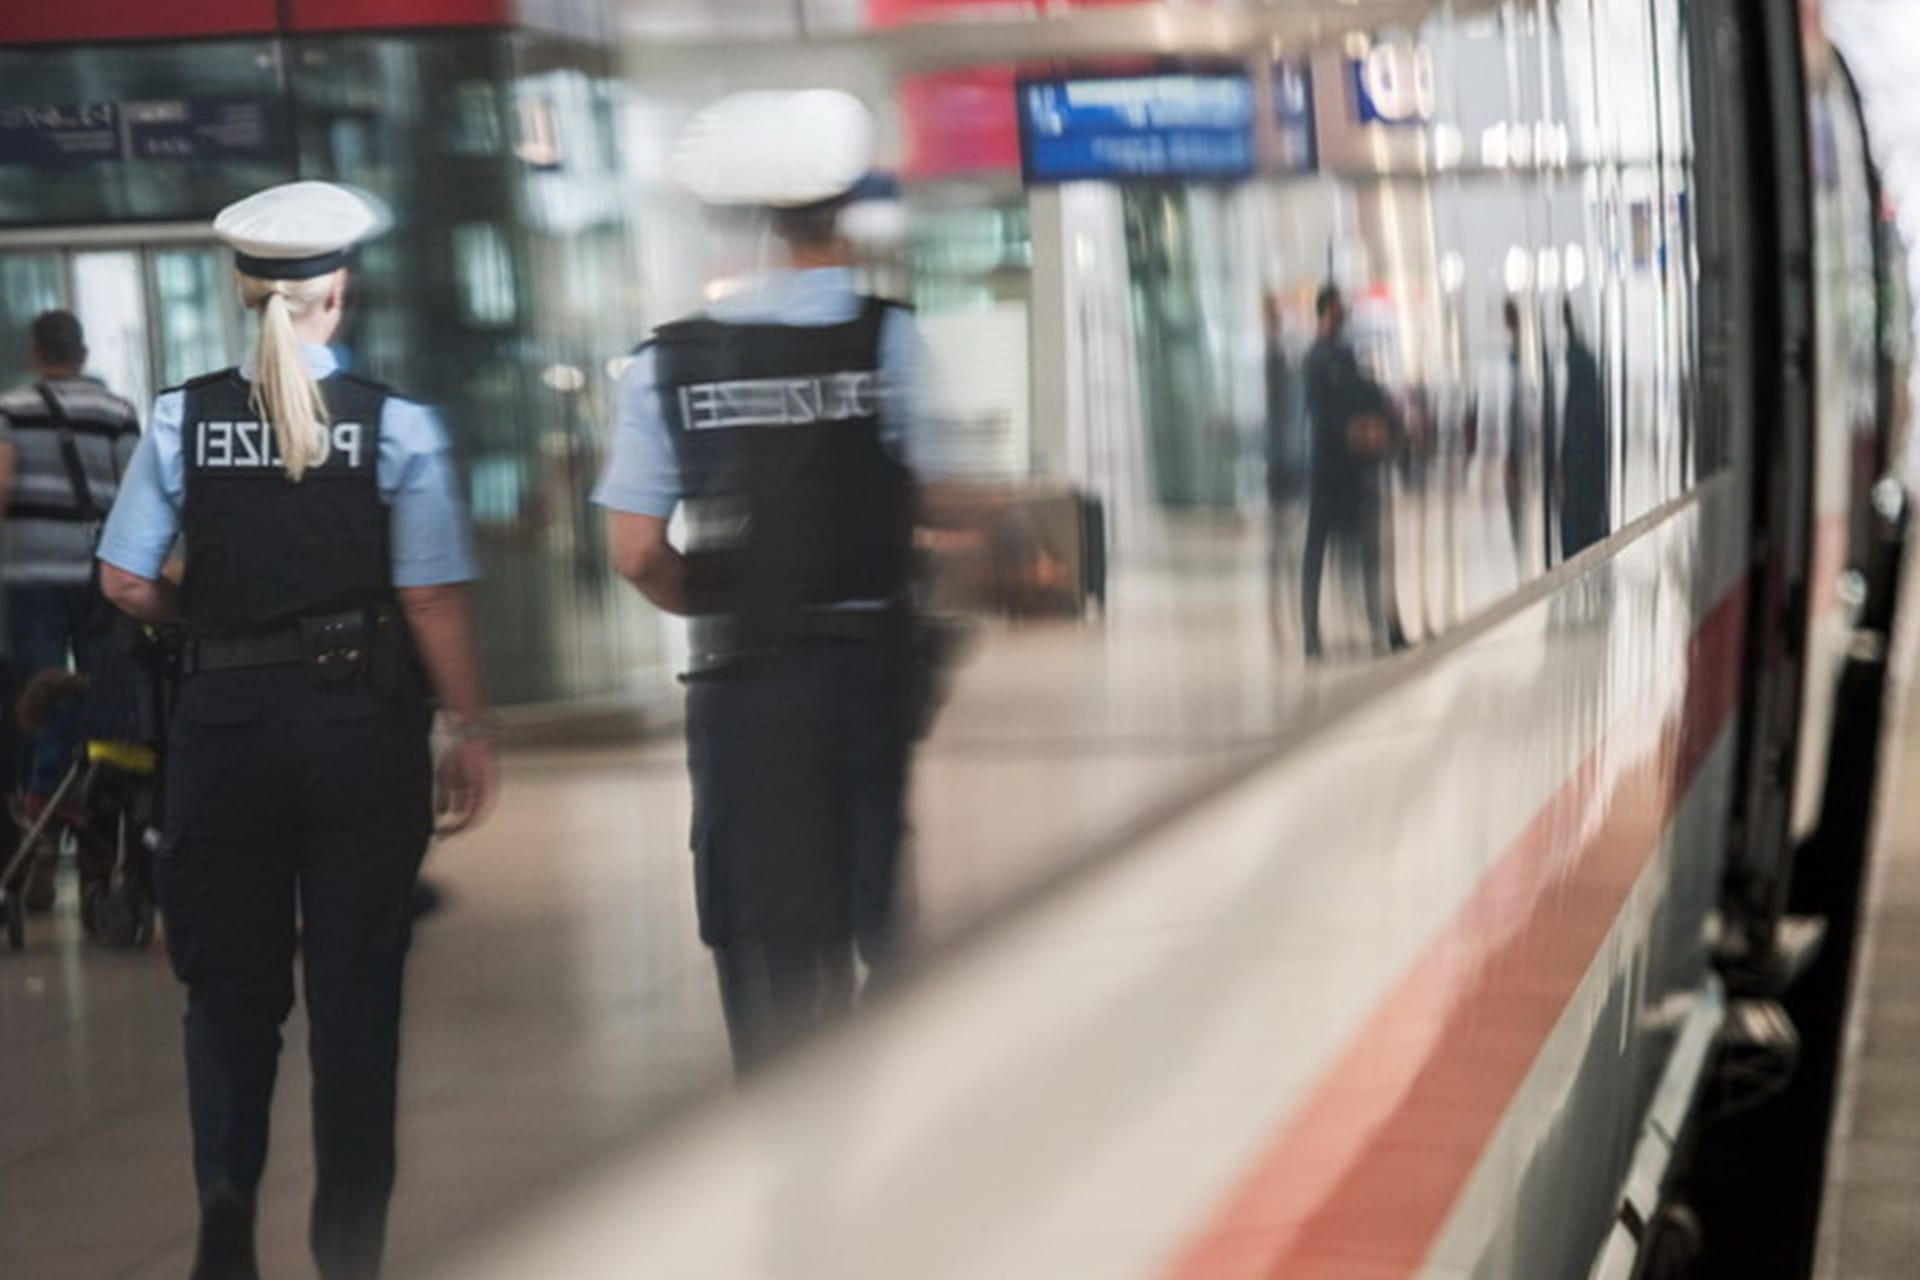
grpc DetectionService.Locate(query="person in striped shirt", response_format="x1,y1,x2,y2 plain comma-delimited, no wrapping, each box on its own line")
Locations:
0,310,140,909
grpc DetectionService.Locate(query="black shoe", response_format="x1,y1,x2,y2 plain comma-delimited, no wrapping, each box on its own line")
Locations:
190,1190,259,1280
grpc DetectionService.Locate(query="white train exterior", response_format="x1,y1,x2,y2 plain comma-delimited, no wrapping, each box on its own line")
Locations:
432,2,1911,1277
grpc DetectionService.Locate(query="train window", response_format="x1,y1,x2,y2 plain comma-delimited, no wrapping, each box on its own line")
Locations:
585,0,1732,978
1808,68,1881,592
1425,9,1524,610
1877,211,1912,479
1652,0,1699,497
1595,0,1663,527
1544,0,1613,561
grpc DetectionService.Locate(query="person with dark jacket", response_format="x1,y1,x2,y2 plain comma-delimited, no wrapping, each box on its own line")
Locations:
1300,285,1405,659
1558,299,1610,558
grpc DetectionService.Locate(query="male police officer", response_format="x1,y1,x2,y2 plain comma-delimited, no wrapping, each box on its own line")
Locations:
596,90,930,1072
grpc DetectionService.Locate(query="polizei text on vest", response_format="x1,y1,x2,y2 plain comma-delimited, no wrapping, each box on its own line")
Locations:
193,420,368,470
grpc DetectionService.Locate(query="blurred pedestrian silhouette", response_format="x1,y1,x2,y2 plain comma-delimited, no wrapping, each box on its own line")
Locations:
1300,285,1405,659
0,310,139,911
1262,294,1303,637
1501,297,1530,568
1558,299,1610,558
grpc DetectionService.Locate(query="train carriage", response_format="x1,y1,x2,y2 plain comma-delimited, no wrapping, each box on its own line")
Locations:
428,1,1911,1277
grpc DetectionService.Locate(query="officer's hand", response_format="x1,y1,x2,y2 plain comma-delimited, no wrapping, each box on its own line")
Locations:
436,737,499,836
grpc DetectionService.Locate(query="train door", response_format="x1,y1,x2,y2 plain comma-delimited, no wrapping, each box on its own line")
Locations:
0,230,245,419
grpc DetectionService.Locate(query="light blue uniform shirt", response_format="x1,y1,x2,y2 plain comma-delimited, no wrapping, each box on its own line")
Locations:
97,344,479,588
592,267,933,519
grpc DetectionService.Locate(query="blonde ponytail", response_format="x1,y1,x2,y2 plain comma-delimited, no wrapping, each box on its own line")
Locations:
240,274,334,482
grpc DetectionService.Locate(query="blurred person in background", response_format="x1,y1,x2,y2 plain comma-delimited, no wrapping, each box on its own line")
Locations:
1262,293,1301,507
1262,293,1302,637
1300,284,1406,659
97,180,498,1280
0,309,140,910
1558,298,1610,559
597,90,930,1074
1500,297,1535,570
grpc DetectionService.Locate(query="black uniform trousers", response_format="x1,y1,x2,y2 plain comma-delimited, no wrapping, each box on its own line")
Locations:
155,663,432,1280
685,638,911,1074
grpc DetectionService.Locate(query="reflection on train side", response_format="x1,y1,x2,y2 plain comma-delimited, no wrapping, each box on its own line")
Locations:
617,0,1707,929
949,23,1688,655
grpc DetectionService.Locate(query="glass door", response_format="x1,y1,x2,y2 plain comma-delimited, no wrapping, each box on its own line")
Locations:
150,247,244,389
71,250,152,413
0,237,243,417
0,253,69,390
1123,186,1241,511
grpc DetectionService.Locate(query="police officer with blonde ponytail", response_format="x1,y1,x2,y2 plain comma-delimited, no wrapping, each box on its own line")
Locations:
96,181,498,1280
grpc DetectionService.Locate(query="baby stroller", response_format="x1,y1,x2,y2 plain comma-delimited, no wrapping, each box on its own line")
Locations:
0,616,179,952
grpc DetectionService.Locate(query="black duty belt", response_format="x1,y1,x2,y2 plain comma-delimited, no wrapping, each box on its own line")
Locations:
186,608,395,675
686,603,909,675
186,629,303,673
783,606,907,643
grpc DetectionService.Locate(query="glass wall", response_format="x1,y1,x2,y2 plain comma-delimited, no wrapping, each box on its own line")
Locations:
606,0,1711,925
289,29,659,704
0,1,1709,713
151,246,240,388
0,40,294,226
0,28,658,705
0,252,66,386
908,192,1033,479
0,242,246,405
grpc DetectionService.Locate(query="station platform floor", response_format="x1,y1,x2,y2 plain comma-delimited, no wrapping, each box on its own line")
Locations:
0,535,1353,1280
0,495,1582,1280
1815,622,1920,1279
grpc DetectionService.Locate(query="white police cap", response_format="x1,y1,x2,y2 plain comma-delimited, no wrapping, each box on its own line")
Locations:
671,90,875,209
213,181,390,280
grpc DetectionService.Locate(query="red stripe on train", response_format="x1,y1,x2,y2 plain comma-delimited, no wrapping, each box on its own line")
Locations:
1159,582,1748,1280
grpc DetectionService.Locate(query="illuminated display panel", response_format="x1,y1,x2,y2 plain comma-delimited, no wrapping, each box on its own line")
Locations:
1018,73,1257,184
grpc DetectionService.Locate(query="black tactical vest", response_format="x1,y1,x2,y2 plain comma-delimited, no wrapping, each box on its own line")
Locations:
653,297,914,661
178,369,392,639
